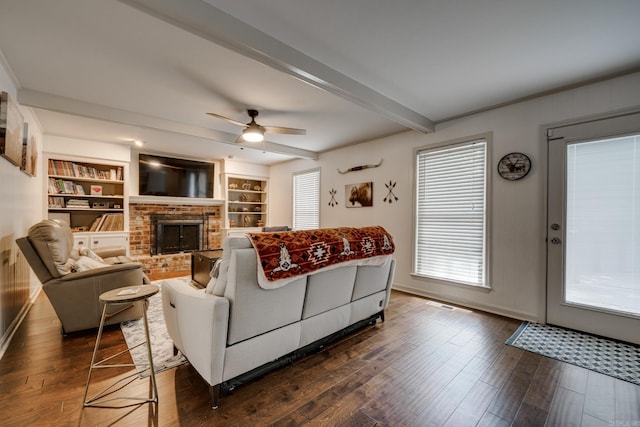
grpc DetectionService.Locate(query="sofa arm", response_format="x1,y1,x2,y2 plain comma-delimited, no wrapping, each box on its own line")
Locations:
161,279,230,387
93,246,126,258
58,262,143,281
43,263,147,333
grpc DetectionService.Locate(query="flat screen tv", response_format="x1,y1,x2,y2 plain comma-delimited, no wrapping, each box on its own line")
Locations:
139,154,214,198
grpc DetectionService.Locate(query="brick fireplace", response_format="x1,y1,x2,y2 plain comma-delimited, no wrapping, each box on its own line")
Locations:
129,202,222,280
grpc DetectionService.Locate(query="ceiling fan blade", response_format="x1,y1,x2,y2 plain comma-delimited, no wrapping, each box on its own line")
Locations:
206,112,247,127
263,125,307,135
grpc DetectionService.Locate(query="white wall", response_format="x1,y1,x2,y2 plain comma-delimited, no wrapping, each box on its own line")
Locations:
269,159,321,227
223,158,269,178
45,135,131,163
0,54,45,352
270,71,640,322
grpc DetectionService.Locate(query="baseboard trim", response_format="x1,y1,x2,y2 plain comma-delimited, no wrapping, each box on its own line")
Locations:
0,286,41,360
392,284,541,323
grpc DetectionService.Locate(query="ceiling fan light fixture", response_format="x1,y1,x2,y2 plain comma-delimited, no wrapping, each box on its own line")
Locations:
242,126,264,142
208,108,304,144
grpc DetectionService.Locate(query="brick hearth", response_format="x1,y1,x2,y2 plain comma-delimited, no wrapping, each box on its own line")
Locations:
129,203,222,280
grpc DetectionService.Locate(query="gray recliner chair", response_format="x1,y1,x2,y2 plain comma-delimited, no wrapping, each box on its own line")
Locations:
16,219,149,334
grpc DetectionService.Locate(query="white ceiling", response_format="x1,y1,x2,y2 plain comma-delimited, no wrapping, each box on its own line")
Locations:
1,0,639,165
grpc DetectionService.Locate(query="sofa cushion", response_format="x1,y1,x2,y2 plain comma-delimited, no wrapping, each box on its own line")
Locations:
27,219,74,277
206,236,253,296
204,258,222,294
302,266,357,319
223,323,301,381
300,304,350,347
225,248,306,345
352,256,393,300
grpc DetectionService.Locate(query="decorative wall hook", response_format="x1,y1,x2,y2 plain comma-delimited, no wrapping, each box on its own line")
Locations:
337,159,383,174
383,180,398,204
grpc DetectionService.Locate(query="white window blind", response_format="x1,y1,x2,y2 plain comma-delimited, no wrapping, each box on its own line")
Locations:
415,140,487,286
293,169,320,230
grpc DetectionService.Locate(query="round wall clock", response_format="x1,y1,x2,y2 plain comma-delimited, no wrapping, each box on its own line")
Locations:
497,152,531,181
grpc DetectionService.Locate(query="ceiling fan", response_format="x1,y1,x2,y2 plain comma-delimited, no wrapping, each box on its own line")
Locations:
207,109,306,143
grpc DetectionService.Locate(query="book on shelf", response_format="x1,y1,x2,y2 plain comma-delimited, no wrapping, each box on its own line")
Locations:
48,177,77,194
90,213,124,232
48,177,59,194
48,196,65,208
89,216,101,232
48,159,123,181
63,180,75,194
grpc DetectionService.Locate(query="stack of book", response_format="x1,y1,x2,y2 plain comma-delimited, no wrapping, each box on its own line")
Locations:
66,199,90,209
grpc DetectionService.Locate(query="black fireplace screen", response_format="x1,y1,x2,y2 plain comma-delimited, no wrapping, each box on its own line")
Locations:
150,214,208,255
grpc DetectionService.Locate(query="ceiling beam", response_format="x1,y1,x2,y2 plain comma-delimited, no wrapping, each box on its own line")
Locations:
17,89,319,160
118,0,434,134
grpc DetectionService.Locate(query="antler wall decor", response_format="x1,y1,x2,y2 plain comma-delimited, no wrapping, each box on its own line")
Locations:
337,159,383,174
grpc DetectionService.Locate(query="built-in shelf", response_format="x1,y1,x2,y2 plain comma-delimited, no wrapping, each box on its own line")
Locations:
46,155,130,253
223,174,268,231
47,157,127,232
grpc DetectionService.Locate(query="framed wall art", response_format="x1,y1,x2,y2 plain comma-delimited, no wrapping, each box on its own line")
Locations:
345,182,373,208
21,122,38,176
0,91,25,167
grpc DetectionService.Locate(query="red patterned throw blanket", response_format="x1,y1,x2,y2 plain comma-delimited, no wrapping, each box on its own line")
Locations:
247,226,395,289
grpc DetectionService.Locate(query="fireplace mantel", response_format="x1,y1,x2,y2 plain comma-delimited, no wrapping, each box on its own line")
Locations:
130,195,224,206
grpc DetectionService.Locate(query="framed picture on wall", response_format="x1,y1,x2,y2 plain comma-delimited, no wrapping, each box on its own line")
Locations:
0,91,25,167
345,182,373,208
20,122,38,177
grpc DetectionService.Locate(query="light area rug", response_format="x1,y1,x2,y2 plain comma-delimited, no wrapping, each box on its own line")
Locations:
120,279,188,377
506,322,640,386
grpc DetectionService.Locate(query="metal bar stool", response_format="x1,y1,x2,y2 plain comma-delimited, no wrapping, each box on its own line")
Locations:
83,284,160,407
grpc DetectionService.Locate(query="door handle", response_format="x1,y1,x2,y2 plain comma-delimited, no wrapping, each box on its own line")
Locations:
550,224,560,230
551,237,561,245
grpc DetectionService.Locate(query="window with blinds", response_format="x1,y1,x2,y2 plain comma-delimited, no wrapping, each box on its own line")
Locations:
564,134,640,314
414,139,488,286
293,169,320,230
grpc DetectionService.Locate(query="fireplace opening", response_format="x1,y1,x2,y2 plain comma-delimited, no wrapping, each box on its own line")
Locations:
151,214,208,255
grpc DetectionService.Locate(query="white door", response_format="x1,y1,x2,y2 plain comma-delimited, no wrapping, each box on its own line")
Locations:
547,111,640,344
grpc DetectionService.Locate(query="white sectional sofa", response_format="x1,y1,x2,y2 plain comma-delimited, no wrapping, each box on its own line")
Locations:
161,232,396,408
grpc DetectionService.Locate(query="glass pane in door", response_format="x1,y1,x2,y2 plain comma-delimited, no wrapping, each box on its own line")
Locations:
565,134,640,316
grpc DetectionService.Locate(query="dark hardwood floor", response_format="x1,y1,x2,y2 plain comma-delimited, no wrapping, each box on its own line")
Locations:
1,287,638,426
